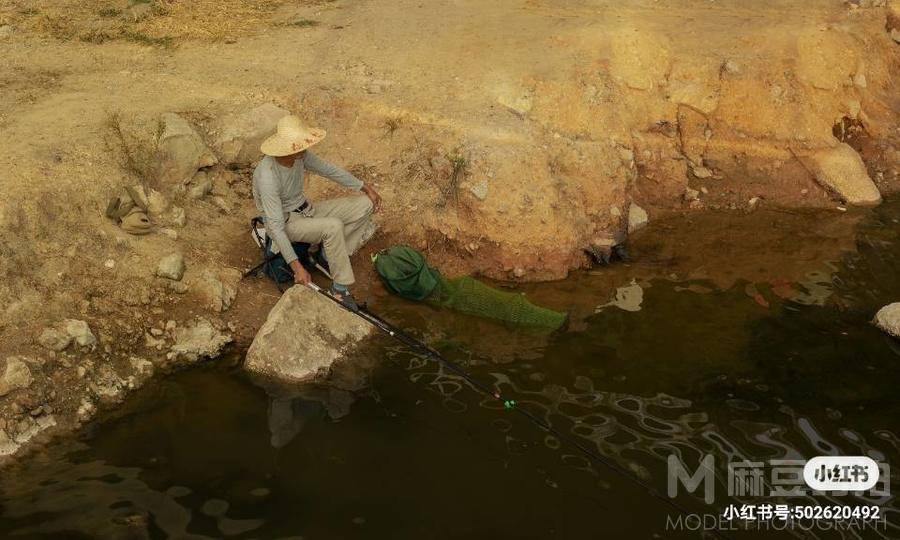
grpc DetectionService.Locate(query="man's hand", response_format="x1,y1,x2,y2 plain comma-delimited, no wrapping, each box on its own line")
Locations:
290,260,311,285
361,184,382,213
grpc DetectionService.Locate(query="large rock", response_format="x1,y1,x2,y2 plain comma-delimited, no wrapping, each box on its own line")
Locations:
156,113,218,184
873,303,900,338
806,144,882,206
209,104,290,165
245,286,372,383
168,318,232,362
0,357,33,397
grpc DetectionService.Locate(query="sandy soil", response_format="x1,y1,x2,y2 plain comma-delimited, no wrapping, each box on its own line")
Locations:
0,0,898,460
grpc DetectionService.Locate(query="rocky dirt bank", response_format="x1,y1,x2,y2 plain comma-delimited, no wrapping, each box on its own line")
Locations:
0,0,898,461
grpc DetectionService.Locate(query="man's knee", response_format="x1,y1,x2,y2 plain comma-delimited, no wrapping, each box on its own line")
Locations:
321,217,343,237
356,194,374,216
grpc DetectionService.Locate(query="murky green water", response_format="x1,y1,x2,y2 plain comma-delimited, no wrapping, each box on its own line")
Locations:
2,201,899,539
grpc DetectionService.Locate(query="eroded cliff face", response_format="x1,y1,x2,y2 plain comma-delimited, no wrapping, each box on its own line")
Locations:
295,0,900,280
0,0,897,458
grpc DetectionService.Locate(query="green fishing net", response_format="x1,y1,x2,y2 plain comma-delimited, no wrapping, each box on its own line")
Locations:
373,245,566,329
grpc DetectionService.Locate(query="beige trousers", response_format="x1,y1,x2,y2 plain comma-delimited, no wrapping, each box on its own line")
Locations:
284,194,374,286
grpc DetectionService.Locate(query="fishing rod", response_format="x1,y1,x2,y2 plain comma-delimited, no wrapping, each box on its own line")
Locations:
303,281,735,539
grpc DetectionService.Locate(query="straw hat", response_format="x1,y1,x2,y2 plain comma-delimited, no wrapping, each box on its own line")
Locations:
260,115,326,157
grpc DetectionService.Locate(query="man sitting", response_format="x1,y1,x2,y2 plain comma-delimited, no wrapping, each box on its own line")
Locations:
253,115,381,310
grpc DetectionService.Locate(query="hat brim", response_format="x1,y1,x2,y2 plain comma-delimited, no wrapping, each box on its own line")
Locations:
260,128,326,157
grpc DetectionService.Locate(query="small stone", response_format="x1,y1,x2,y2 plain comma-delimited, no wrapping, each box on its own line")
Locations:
169,281,189,294
165,320,177,332
104,259,116,269
189,172,213,199
468,180,488,201
170,319,232,363
170,206,186,228
147,189,169,215
65,319,97,348
627,203,648,233
748,196,761,208
77,399,96,422
892,29,900,44
700,186,709,194
158,228,179,240
150,328,164,337
130,357,154,377
211,196,231,214
198,269,240,312
513,267,526,278
692,165,713,179
723,59,741,74
684,187,700,201
39,328,72,352
0,358,33,397
156,253,186,281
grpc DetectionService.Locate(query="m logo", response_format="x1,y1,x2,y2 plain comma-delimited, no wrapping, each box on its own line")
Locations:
668,454,716,504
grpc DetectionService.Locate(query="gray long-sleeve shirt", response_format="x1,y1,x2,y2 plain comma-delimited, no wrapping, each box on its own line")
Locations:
252,152,363,264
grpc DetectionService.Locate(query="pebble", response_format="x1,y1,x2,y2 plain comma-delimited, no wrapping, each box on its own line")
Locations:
104,259,116,269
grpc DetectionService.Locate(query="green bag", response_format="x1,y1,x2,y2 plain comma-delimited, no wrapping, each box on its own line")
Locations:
373,245,441,301
373,245,567,329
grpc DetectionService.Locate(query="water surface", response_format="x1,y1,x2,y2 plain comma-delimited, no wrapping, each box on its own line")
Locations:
2,201,899,539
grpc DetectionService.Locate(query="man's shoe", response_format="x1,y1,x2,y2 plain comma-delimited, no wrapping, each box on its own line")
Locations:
330,285,359,312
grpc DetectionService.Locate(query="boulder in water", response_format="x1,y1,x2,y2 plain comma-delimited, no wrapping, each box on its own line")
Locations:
873,302,900,338
244,286,372,383
806,144,881,206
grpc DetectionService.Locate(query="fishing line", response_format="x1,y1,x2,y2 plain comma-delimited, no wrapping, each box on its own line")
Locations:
303,282,736,540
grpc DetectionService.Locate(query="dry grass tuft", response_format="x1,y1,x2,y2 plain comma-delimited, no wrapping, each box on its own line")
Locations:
133,0,285,41
2,0,294,44
437,150,468,208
